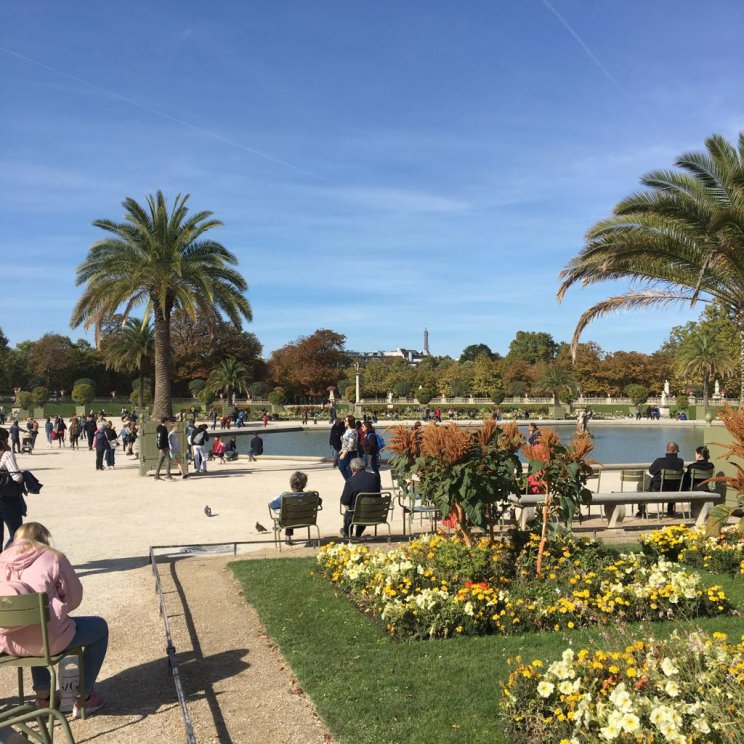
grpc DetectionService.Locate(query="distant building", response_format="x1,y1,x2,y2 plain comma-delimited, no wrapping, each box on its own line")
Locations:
349,329,431,367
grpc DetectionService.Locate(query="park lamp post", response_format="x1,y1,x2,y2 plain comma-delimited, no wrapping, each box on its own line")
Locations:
354,363,362,415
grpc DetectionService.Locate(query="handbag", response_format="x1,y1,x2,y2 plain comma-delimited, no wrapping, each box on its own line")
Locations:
0,468,23,498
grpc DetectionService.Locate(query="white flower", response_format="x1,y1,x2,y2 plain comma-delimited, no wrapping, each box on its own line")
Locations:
599,721,620,740
692,717,711,734
664,680,680,698
609,683,632,712
537,681,554,698
620,713,640,732
558,680,574,695
463,601,474,617
660,657,679,676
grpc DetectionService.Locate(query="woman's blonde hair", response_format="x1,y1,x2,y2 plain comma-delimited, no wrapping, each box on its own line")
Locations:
13,522,61,556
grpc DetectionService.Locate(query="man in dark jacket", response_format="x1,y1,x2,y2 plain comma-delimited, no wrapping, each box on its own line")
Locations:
641,441,684,517
329,418,345,468
340,458,382,538
84,416,97,450
154,417,173,481
9,420,21,454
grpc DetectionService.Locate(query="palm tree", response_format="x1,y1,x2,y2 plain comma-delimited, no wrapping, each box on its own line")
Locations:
71,192,251,419
676,331,734,408
535,364,577,406
102,318,154,409
557,133,744,403
205,357,250,404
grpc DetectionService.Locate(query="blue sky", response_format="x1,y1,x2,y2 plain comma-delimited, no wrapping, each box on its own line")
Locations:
2,1,743,359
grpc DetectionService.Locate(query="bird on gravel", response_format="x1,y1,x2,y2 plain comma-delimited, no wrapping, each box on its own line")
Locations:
204,505,212,517
255,521,268,533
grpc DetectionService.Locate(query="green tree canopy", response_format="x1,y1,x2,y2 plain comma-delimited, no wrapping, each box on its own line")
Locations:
676,330,735,407
558,133,744,403
459,343,495,362
71,191,252,419
507,331,559,364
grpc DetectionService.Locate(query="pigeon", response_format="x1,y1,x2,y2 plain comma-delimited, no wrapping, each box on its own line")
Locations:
204,505,212,517
255,521,268,533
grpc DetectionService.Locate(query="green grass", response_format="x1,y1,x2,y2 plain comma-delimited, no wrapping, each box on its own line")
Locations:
230,558,744,744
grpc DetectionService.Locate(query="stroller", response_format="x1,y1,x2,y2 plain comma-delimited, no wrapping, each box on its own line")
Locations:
21,431,35,453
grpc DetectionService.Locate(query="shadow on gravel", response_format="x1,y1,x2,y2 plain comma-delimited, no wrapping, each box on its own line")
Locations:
71,648,250,743
73,556,150,577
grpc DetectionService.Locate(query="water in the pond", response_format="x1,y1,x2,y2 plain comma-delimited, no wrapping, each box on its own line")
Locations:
235,425,707,464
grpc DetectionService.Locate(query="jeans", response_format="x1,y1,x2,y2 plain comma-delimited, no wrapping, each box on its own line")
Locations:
31,616,109,694
193,445,207,472
0,496,24,549
338,451,358,481
106,448,115,467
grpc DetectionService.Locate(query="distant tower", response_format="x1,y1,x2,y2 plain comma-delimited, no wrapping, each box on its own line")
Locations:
423,328,429,355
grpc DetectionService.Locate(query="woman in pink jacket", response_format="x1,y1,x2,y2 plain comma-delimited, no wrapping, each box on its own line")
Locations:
0,522,108,718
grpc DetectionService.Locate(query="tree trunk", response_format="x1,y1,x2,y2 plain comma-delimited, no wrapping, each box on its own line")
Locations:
152,302,173,420
137,360,145,410
739,316,744,406
702,372,709,410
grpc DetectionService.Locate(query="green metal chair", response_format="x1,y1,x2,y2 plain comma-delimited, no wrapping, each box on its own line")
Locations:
0,702,75,744
0,592,84,742
269,491,322,550
619,469,650,520
344,492,393,543
659,468,685,519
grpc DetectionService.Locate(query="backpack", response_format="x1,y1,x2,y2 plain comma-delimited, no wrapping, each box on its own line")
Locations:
193,430,205,446
375,433,385,452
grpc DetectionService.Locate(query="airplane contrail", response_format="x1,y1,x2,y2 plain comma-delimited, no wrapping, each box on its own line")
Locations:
539,0,636,107
0,45,328,182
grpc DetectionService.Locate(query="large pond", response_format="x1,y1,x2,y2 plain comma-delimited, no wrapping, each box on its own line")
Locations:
233,424,708,464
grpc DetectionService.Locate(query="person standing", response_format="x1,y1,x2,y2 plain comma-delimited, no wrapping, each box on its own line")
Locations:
329,418,344,468
68,416,81,450
55,417,66,448
84,415,96,450
192,424,209,474
44,417,54,447
9,420,21,455
168,422,189,478
338,415,359,481
93,423,110,472
104,422,118,469
154,417,173,481
361,421,380,475
0,427,25,548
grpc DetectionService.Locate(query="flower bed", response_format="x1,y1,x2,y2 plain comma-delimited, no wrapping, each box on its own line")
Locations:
641,524,744,575
316,533,732,640
501,630,744,743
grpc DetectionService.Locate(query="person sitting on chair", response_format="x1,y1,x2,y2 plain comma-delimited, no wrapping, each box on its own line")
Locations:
641,441,684,518
0,522,108,718
683,445,714,492
268,471,317,546
339,458,382,539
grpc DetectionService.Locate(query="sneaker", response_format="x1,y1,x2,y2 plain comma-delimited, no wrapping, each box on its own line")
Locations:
35,693,61,710
182,474,189,479
72,691,105,719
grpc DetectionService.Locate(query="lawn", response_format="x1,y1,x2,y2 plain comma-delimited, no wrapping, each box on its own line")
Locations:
230,556,744,744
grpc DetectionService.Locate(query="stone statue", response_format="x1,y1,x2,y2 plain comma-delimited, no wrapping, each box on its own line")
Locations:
664,379,670,395
715,379,721,396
